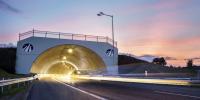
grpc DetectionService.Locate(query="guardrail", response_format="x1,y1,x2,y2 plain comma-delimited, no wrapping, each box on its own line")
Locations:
19,29,117,47
0,76,37,93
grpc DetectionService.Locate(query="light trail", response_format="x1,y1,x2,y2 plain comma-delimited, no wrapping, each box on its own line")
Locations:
37,73,199,86
73,75,191,86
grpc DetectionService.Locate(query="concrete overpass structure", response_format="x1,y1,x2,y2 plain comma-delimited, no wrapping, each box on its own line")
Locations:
16,30,118,75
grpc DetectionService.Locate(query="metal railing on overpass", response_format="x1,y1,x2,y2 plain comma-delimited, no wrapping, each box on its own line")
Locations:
19,29,117,47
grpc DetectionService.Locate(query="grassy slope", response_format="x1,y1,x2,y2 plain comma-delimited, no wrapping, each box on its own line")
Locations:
118,55,197,75
119,63,194,73
0,69,20,78
0,69,29,98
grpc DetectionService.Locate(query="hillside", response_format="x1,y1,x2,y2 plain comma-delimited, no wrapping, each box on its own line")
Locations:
118,63,193,73
0,48,16,73
118,54,196,76
118,54,148,65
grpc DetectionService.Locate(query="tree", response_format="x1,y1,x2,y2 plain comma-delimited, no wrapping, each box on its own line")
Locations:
152,57,167,66
187,59,193,68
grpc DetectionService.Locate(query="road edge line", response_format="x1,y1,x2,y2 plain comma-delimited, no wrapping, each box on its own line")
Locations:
54,79,107,100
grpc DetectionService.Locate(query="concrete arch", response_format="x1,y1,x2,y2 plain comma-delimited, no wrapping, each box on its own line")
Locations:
30,44,106,75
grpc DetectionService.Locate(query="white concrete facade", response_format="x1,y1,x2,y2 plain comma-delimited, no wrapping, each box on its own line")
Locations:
16,30,118,74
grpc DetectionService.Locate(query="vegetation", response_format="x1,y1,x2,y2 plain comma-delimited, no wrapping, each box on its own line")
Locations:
0,84,28,98
187,59,193,68
0,68,30,99
118,54,199,75
118,54,148,65
0,48,16,74
152,57,167,66
0,69,22,78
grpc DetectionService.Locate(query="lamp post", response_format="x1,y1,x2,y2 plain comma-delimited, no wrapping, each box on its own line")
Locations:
97,12,115,65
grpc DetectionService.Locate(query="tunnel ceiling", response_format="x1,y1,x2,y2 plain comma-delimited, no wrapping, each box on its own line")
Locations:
30,44,106,75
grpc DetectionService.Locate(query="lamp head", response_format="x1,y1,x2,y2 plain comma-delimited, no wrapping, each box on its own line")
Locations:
97,13,101,16
97,12,105,16
100,12,104,15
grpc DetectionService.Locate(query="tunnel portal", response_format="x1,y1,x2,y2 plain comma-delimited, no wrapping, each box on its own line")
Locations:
31,45,106,75
16,30,118,74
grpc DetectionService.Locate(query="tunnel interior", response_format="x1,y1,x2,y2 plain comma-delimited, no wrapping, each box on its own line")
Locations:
30,44,106,75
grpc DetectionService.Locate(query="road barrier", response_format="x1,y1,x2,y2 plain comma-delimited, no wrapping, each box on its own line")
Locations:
0,76,38,93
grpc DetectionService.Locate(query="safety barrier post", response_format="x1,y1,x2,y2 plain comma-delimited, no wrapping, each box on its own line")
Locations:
145,70,148,77
17,82,19,88
1,77,4,93
198,70,200,80
1,86,3,93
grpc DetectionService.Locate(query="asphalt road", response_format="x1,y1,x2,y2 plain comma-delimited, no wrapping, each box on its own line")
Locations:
27,77,200,100
27,77,104,100
74,81,200,100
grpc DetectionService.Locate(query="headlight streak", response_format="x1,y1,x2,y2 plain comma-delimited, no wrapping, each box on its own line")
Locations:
73,75,191,86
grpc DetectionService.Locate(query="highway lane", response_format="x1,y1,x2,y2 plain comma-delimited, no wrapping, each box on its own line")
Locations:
27,77,200,100
26,77,105,100
72,81,200,100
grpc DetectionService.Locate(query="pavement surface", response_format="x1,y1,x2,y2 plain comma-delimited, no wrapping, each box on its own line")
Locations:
26,77,200,100
27,77,102,100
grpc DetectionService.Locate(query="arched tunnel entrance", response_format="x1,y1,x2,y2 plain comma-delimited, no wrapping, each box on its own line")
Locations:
30,44,106,76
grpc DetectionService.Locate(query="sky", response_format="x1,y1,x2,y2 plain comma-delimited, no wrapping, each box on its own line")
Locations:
0,0,200,66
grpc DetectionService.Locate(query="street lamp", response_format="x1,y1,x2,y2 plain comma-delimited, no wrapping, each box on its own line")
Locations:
97,12,115,65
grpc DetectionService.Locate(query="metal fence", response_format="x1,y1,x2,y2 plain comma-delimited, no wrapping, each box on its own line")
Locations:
19,29,117,47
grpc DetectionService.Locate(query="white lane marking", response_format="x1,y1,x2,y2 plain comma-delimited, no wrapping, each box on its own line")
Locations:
155,91,200,99
54,79,107,100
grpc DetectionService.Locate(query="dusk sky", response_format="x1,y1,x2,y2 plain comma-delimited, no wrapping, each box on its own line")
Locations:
0,0,200,66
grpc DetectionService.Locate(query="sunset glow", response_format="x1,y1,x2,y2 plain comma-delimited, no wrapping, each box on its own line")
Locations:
0,0,200,66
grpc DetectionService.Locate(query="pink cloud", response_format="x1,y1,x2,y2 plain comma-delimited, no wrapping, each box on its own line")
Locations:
0,34,18,43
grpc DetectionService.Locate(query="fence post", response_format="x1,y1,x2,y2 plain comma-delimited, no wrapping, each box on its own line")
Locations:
33,29,35,37
19,33,20,41
85,35,87,41
72,34,74,40
45,32,47,38
59,32,61,39
97,36,99,42
106,37,108,43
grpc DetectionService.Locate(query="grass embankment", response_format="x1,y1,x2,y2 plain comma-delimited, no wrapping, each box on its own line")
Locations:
0,69,24,78
0,69,30,98
0,85,28,98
